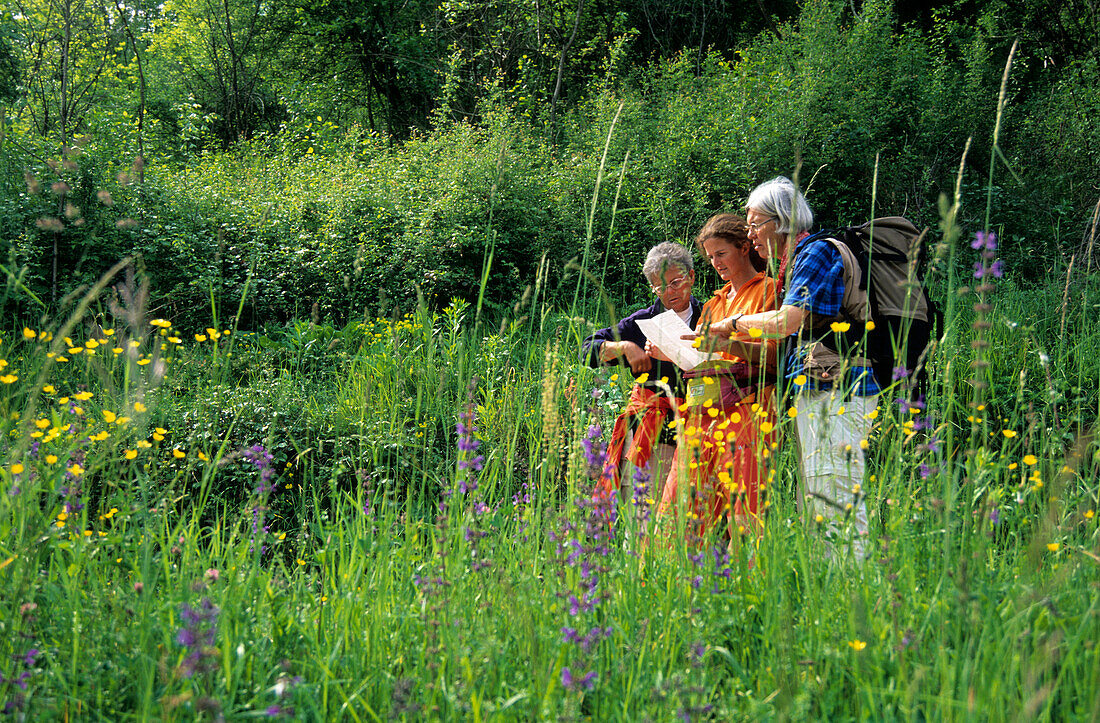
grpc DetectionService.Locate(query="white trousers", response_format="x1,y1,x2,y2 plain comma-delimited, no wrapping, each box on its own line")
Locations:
793,390,878,557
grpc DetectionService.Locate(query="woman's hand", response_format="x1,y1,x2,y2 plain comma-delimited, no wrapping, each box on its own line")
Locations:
707,316,738,339
645,340,672,362
681,331,720,354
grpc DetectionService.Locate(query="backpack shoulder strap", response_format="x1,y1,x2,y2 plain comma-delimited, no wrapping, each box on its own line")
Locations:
823,235,870,324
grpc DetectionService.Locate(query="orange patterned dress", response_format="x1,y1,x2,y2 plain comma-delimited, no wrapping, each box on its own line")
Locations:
657,272,779,544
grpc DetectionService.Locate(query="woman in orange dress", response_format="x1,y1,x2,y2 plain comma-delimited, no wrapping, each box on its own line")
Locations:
653,214,779,549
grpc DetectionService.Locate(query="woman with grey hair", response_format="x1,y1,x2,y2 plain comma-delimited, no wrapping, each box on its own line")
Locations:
581,241,702,500
704,176,880,558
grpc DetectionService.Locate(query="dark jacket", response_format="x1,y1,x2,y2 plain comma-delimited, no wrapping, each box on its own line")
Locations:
580,296,703,397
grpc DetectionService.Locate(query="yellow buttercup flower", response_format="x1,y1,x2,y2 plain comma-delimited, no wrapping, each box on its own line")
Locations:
1046,542,1060,553
102,410,117,423
1023,454,1038,466
1002,430,1017,438
172,448,185,459
848,640,867,651
11,463,24,474
794,374,807,386
0,374,18,384
124,450,138,460
73,391,93,401
830,321,851,333
787,407,798,418
134,402,147,413
748,327,763,338
43,385,55,394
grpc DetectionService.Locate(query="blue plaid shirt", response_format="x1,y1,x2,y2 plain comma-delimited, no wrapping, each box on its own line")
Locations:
782,234,879,396
782,235,846,315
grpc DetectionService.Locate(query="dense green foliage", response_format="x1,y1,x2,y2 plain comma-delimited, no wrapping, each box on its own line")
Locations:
1,0,1098,326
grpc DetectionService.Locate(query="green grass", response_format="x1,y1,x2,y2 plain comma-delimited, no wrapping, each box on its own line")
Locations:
0,243,1098,719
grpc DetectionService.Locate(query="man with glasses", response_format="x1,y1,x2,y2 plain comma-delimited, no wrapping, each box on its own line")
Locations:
582,242,702,500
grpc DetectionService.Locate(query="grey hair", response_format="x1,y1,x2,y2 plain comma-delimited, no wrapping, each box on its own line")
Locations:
642,241,693,282
746,176,814,235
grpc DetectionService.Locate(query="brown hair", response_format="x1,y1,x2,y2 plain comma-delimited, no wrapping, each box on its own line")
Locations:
694,214,764,271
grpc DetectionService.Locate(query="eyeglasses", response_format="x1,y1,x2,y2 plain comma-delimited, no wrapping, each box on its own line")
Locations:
748,217,777,234
651,275,691,294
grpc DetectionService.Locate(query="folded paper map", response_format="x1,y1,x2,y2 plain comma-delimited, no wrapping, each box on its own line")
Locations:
635,310,718,371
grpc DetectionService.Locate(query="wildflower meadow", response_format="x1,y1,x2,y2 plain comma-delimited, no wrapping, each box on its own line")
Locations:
1,185,1098,718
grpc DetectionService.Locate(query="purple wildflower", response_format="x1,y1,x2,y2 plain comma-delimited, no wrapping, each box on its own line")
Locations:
989,507,1001,525
892,365,909,381
244,444,275,494
972,231,1004,280
177,598,220,677
582,423,607,478
971,231,997,252
456,404,484,495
